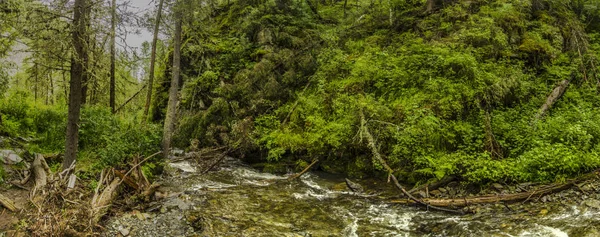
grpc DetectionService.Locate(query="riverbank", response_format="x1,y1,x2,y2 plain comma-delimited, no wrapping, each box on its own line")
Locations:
100,155,600,237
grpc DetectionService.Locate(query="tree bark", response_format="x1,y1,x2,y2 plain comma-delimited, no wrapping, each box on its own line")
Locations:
80,2,91,105
143,0,165,120
534,79,570,121
162,4,183,158
64,0,88,171
109,0,116,113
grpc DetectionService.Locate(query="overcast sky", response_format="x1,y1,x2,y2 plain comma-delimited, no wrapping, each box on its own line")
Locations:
3,0,158,75
122,0,154,53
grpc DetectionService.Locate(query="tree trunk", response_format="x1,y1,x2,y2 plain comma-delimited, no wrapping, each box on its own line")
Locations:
143,0,165,120
162,4,183,158
64,0,88,171
534,79,570,121
80,2,91,105
110,0,116,113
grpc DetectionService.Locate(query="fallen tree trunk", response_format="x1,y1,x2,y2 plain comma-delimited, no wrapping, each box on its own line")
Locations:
0,193,18,212
360,111,463,214
393,170,599,207
534,79,570,121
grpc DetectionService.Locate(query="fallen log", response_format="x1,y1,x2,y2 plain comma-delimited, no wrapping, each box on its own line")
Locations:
0,193,18,212
360,111,463,214
534,79,570,121
392,182,573,207
392,170,600,207
287,159,319,180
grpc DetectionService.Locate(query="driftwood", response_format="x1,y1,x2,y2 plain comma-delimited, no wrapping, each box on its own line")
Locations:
360,111,463,214
534,79,570,121
287,159,319,180
0,193,18,212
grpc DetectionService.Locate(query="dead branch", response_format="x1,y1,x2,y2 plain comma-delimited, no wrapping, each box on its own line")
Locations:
287,159,319,180
117,151,161,187
114,84,147,113
360,111,463,214
114,169,139,190
202,148,234,174
91,176,121,225
0,193,19,212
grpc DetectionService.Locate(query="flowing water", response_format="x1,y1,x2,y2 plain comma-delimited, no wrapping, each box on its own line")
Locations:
106,158,600,237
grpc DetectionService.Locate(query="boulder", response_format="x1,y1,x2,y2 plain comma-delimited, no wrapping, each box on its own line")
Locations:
583,199,600,209
0,150,22,165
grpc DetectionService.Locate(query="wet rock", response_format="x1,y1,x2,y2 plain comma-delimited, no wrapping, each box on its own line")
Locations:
429,190,442,197
118,226,130,236
582,199,600,209
0,150,22,165
345,178,364,193
438,187,447,193
330,182,348,192
492,183,503,190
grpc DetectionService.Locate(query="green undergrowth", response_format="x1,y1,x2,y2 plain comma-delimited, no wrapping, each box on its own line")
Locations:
165,0,600,186
0,91,162,180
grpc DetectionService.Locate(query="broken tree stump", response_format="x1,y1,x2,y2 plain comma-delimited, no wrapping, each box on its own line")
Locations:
91,176,121,224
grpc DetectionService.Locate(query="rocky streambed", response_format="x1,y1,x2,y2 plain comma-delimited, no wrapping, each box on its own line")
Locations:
103,157,600,237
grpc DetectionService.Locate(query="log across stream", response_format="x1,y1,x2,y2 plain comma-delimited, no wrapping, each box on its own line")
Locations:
102,157,600,237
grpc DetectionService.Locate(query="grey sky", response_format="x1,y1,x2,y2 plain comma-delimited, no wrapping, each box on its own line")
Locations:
122,0,154,53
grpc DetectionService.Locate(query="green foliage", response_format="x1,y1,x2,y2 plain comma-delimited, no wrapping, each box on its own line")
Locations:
163,0,600,184
0,164,5,184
